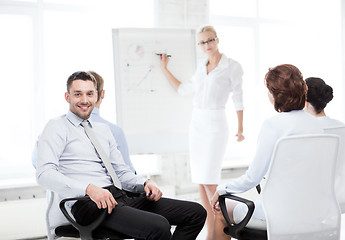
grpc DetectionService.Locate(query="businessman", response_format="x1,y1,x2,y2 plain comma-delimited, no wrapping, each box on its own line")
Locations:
36,71,206,240
31,71,135,174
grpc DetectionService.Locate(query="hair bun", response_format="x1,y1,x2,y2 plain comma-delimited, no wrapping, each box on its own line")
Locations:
305,77,333,114
322,85,333,104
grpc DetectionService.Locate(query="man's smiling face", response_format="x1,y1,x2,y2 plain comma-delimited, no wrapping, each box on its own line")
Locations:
65,79,97,120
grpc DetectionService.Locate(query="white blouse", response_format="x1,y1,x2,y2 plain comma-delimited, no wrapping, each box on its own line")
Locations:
317,116,345,128
218,110,324,196
178,54,244,111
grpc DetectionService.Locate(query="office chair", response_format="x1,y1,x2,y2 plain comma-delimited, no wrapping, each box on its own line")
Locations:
45,191,133,240
219,134,341,240
324,126,345,213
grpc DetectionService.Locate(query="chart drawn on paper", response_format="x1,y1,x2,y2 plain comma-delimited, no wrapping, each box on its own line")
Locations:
122,42,169,94
113,28,196,154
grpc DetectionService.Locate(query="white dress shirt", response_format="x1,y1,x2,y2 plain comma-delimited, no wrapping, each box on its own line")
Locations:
217,110,324,222
317,116,345,128
178,54,244,111
36,111,146,199
32,108,136,174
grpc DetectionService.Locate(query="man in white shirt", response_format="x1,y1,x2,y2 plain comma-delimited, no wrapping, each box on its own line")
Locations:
36,71,206,240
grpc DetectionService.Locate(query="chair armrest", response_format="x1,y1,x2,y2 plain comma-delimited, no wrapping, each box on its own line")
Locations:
59,196,107,238
218,193,255,237
256,184,261,194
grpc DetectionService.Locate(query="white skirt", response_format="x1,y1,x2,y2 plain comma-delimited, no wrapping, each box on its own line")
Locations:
189,108,229,184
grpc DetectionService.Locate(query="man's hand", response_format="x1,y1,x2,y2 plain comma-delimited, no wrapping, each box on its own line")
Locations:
144,179,162,201
86,184,117,214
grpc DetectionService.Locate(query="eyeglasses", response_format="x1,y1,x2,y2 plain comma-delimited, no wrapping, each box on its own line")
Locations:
198,37,218,45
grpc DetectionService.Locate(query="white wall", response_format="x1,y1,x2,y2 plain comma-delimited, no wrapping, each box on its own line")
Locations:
0,198,46,240
342,0,345,121
3,0,345,239
0,182,47,239
0,1,209,239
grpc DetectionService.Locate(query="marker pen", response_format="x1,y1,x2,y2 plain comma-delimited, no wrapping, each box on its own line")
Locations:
156,53,172,58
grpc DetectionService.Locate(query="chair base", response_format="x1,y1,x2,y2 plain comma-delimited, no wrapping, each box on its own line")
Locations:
55,224,132,240
224,226,267,240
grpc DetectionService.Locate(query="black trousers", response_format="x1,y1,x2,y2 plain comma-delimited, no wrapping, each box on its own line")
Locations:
72,186,206,240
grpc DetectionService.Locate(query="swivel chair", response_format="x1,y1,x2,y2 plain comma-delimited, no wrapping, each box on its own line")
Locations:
34,145,134,239
45,191,133,240
219,134,341,240
324,126,345,213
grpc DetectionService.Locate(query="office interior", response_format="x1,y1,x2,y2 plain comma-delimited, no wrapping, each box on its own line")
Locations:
0,0,345,239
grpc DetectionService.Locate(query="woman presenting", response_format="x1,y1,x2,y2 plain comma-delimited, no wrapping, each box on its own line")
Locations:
159,25,245,239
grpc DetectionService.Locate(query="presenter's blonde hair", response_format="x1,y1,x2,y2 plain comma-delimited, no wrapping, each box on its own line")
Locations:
197,25,217,37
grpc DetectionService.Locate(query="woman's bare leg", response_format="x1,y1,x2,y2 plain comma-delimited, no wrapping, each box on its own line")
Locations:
212,198,238,240
199,184,217,240
213,211,231,240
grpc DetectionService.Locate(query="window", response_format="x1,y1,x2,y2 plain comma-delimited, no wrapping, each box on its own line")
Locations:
1,0,343,183
0,13,34,180
0,0,154,183
210,0,343,165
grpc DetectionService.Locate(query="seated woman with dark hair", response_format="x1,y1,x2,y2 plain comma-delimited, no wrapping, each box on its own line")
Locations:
304,77,345,127
210,64,324,240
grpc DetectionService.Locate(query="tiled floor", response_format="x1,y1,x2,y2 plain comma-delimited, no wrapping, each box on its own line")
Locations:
196,215,345,240
27,216,345,240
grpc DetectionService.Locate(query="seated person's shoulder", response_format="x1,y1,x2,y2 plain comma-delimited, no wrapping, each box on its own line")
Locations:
45,114,68,129
93,120,112,131
95,118,124,134
328,118,345,128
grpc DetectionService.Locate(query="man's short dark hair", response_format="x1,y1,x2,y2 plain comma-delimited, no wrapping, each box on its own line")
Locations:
67,71,97,92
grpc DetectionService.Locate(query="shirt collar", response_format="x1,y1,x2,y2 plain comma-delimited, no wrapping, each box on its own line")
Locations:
202,53,227,69
217,54,227,69
67,110,95,127
92,107,100,116
202,57,209,66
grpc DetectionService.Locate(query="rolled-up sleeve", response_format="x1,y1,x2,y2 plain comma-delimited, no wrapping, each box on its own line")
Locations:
177,61,203,96
230,62,244,111
177,75,195,96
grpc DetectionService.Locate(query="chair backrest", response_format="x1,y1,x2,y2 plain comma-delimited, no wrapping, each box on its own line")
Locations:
45,190,55,240
45,190,71,240
262,134,340,240
324,126,345,213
